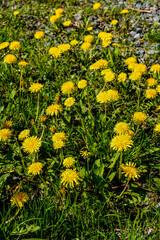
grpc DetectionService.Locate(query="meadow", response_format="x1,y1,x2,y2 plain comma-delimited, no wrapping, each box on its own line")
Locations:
0,0,160,239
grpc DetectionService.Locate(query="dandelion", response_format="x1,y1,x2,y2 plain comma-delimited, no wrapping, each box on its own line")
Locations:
104,71,115,82
29,83,43,93
50,126,56,133
63,157,75,168
87,26,93,31
61,169,82,187
58,44,71,53
90,59,108,70
64,97,75,107
11,192,29,208
102,40,111,47
84,35,94,43
28,162,43,175
9,41,20,50
150,64,160,74
41,116,47,122
80,150,90,157
70,40,78,46
34,31,44,39
55,8,63,15
111,20,118,25
114,122,129,134
129,71,142,81
46,104,62,116
118,73,127,83
78,80,87,89
18,61,28,67
3,120,13,128
22,136,41,154
18,129,30,141
0,14,2,18
101,69,112,75
154,123,160,133
61,81,75,94
120,9,129,14
156,106,160,111
156,85,160,94
98,32,113,41
63,21,71,27
49,47,61,58
134,64,146,74
146,78,157,87
50,15,60,23
93,3,101,10
0,129,12,141
53,140,65,149
112,43,121,47
105,89,119,102
97,91,109,103
145,89,157,99
121,162,140,180
13,11,19,15
80,42,91,51
133,112,147,123
4,54,17,64
110,134,133,152
125,57,137,65
52,132,67,142
0,42,9,50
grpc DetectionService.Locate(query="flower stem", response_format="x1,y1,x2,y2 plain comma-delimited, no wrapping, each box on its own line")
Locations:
119,152,123,180
119,178,130,198
35,94,39,123
15,137,25,169
107,151,120,178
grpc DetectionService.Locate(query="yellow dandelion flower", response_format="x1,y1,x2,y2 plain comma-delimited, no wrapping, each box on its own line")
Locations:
110,134,133,152
50,125,56,133
0,42,9,50
11,192,29,208
9,41,20,50
145,89,157,99
55,8,63,14
0,14,2,18
63,157,75,168
150,64,160,74
154,123,160,132
34,31,44,39
58,44,71,53
97,91,109,103
90,59,108,70
134,64,146,74
22,136,41,154
87,26,93,31
128,63,138,71
101,69,112,75
133,112,147,123
111,19,118,25
41,116,47,122
53,140,65,149
52,132,67,142
156,106,160,111
93,3,101,10
0,129,12,141
128,130,134,137
80,42,91,51
84,35,94,43
80,150,90,157
112,43,121,47
63,20,71,27
118,72,127,82
61,81,75,94
64,97,75,107
28,162,43,175
120,9,129,14
146,78,157,87
129,71,142,81
125,57,137,65
46,104,62,116
104,71,115,82
4,54,17,64
13,11,19,15
156,85,160,94
102,40,111,47
18,129,30,141
78,79,87,89
105,89,119,102
50,14,60,23
3,120,13,128
121,162,140,180
61,169,82,188
98,32,113,41
18,61,28,67
49,47,61,58
29,83,43,93
70,40,78,46
114,122,129,134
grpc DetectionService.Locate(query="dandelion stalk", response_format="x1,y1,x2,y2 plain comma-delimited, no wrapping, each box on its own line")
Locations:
107,151,120,178
119,151,123,180
35,94,40,123
15,137,25,169
119,178,130,198
6,208,20,224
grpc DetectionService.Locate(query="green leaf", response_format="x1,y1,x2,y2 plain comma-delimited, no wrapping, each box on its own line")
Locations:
108,172,116,182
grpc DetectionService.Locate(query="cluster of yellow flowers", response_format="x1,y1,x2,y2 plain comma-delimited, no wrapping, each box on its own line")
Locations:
52,132,67,149
97,89,119,103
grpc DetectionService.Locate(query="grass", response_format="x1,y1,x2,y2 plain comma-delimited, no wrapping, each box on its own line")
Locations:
0,0,160,239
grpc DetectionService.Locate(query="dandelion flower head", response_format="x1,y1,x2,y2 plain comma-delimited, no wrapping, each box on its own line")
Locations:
84,35,94,43
29,83,43,93
0,42,9,50
22,136,41,154
11,192,29,208
87,26,93,31
120,9,129,14
64,97,75,107
3,120,13,128
121,162,140,180
145,89,157,99
63,21,71,27
125,57,137,65
78,79,87,89
110,134,133,152
118,73,127,82
34,31,44,39
104,71,115,82
53,140,65,149
93,3,101,10
63,157,75,168
70,40,78,46
58,44,71,53
114,122,129,134
80,42,91,51
61,81,75,94
154,123,160,133
4,54,17,64
46,104,62,116
156,85,160,94
111,20,118,25
28,162,43,175
55,8,63,15
150,64,160,74
18,61,28,67
9,41,20,50
13,11,19,15
50,14,60,23
105,89,119,102
61,169,82,188
49,47,61,58
129,71,142,81
0,129,12,141
146,78,157,87
90,59,108,70
18,129,30,141
133,112,147,123
52,132,67,142
97,91,109,103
